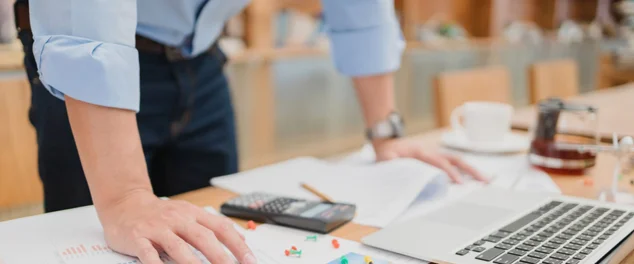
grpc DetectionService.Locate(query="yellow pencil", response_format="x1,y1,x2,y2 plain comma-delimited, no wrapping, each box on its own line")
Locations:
300,183,335,203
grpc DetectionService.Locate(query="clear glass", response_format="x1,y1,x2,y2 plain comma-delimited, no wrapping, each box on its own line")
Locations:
529,100,600,175
598,140,634,204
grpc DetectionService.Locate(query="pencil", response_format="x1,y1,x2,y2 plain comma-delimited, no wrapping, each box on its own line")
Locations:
300,183,335,203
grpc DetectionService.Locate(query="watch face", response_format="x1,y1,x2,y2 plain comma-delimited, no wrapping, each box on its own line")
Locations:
367,112,405,140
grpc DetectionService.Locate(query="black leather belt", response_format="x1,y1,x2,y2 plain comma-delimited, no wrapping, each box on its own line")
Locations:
13,1,216,62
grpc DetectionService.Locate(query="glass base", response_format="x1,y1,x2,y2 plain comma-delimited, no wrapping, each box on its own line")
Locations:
598,188,634,204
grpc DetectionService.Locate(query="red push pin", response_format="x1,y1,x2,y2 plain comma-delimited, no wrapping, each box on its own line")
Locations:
247,220,257,230
291,246,297,251
332,239,340,249
284,249,290,256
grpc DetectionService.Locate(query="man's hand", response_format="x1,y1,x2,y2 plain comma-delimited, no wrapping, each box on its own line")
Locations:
373,138,489,184
99,190,256,264
64,98,256,264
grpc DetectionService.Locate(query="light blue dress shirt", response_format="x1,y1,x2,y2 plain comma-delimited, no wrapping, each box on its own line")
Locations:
29,0,405,112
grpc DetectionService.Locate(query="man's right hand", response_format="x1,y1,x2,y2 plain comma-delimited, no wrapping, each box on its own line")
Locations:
98,190,257,264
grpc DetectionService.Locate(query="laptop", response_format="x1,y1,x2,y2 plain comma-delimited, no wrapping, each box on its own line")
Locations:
362,187,634,264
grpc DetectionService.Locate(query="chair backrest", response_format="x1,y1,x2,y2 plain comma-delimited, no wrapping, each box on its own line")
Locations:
433,66,512,127
0,78,42,209
529,59,579,104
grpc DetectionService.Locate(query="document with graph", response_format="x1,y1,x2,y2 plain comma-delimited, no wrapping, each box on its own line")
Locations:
0,206,277,264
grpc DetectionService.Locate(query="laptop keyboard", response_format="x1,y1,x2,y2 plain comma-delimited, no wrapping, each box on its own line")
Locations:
455,201,634,264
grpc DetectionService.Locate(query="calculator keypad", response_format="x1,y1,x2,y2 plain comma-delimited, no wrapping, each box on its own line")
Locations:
224,193,278,209
258,198,299,214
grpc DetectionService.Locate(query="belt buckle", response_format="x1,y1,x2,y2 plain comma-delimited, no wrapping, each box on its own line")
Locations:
165,46,185,62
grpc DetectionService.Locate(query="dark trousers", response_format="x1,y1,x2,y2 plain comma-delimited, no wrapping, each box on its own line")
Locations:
18,31,239,213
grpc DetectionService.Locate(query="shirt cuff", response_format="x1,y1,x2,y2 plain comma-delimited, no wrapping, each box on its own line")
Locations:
33,35,140,112
328,22,405,77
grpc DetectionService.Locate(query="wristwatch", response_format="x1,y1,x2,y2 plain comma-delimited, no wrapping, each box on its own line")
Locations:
365,112,405,140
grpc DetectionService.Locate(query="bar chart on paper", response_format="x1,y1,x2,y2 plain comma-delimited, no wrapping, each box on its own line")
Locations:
57,243,138,264
57,243,217,264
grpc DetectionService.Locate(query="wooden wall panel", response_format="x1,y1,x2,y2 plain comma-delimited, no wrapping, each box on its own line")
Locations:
569,0,599,22
400,0,496,38
0,77,42,208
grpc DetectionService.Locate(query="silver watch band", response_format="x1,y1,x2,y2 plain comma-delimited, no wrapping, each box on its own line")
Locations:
365,112,404,140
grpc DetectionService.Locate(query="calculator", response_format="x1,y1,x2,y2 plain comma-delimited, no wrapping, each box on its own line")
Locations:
220,193,356,233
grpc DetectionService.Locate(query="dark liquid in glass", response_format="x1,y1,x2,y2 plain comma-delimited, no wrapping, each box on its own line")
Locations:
529,137,597,175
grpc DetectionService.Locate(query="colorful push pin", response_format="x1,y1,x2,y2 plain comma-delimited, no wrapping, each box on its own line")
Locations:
340,256,348,264
583,178,594,187
291,246,297,251
305,235,318,241
364,256,374,264
289,249,302,257
247,220,257,230
284,249,290,256
332,239,340,249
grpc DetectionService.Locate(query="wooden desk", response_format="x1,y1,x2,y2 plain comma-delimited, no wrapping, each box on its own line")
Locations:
172,128,634,263
512,84,634,142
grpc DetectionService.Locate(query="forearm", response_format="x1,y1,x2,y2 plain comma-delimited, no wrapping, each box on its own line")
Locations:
65,96,152,210
353,73,396,130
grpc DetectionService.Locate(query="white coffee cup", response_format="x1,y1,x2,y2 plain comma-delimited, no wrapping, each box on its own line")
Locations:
450,101,513,142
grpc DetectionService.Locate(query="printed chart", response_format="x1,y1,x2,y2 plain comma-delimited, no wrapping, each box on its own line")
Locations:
58,243,138,264
57,243,215,264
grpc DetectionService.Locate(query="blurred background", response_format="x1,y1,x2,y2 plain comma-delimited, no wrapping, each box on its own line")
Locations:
2,0,634,220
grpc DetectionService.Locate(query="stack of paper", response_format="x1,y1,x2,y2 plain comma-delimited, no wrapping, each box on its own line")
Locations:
336,144,561,225
211,157,447,227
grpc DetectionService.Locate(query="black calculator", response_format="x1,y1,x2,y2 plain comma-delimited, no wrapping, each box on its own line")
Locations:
220,193,356,234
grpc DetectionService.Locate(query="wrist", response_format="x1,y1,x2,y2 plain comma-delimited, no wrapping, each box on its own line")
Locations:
365,111,404,141
371,138,391,150
96,188,156,222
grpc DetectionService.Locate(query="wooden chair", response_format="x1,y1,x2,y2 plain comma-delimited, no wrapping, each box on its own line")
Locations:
529,59,579,104
0,78,42,209
433,66,512,127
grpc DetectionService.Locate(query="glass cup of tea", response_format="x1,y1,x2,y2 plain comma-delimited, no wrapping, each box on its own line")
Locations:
528,98,599,175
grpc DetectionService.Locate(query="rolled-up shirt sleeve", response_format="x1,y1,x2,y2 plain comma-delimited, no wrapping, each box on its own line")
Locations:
30,0,140,111
321,0,405,77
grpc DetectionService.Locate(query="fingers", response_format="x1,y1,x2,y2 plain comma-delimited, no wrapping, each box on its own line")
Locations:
178,223,233,264
153,231,202,264
415,150,464,183
134,238,163,264
444,155,489,183
197,212,256,264
238,231,246,241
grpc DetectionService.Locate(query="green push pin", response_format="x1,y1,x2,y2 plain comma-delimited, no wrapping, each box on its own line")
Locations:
340,256,349,264
305,235,318,241
289,249,302,257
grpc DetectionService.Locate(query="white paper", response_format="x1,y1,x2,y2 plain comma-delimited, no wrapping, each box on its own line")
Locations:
211,157,446,227
392,151,561,224
0,203,422,264
0,206,253,264
395,179,485,224
0,206,127,264
245,224,428,264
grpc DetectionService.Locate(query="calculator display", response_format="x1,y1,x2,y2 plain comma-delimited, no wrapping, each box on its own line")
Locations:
299,204,333,218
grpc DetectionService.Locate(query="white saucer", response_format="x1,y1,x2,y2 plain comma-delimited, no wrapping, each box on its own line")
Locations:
441,130,530,154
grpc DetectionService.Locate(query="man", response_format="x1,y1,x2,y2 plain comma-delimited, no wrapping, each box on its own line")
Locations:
15,0,486,263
